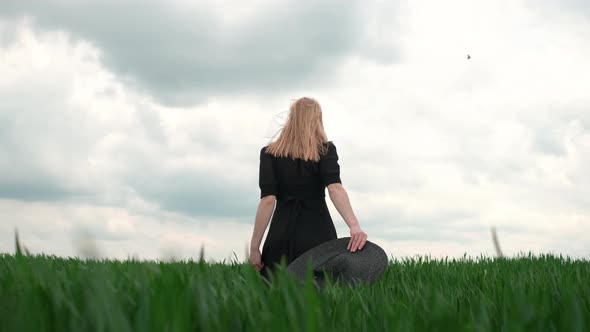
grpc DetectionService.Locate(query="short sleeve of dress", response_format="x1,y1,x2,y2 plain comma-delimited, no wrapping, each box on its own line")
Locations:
319,141,342,187
259,147,277,198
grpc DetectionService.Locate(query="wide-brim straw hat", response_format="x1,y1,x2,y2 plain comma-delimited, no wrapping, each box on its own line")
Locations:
285,237,388,288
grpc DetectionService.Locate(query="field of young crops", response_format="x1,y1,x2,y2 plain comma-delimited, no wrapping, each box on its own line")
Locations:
1,252,588,331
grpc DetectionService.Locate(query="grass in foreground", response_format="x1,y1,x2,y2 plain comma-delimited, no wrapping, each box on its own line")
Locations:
0,252,589,331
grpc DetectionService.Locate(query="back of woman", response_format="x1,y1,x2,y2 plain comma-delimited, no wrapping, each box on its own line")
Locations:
249,97,368,282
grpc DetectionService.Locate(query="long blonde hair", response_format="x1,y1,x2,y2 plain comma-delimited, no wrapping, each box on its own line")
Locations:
266,97,329,161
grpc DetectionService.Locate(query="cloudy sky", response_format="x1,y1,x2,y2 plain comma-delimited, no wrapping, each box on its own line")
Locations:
1,0,589,262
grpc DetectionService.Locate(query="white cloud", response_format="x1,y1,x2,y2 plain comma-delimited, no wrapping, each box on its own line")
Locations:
1,1,589,262
0,199,253,262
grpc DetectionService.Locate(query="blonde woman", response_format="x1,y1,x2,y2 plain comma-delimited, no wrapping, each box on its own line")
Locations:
249,97,368,281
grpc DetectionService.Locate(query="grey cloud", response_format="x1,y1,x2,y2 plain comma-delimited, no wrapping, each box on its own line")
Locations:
362,208,546,247
0,55,261,220
531,127,566,156
525,103,590,157
377,227,480,244
125,167,258,220
0,18,18,47
527,0,590,18
0,128,258,221
0,181,72,202
0,0,400,107
0,79,98,202
356,205,481,244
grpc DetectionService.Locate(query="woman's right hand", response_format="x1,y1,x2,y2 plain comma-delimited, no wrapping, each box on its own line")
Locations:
249,248,264,271
348,225,367,252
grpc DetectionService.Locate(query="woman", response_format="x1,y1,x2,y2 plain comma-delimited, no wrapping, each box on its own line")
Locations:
249,97,368,281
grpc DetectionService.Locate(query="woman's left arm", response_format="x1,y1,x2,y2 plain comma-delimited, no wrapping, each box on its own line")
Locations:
250,196,276,251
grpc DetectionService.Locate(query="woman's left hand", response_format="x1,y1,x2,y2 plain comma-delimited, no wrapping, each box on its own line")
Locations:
249,248,264,271
348,225,367,252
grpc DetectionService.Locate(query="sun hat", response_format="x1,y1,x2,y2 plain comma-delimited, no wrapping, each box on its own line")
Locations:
285,237,388,288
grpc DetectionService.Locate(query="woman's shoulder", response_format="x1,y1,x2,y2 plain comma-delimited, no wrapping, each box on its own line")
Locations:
325,140,338,150
319,140,335,148
260,145,272,158
319,141,338,158
261,145,278,158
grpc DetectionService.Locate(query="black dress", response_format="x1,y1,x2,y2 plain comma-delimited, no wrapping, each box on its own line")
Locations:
258,141,342,280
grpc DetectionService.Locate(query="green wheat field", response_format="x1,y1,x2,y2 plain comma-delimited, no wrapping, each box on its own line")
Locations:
1,243,589,331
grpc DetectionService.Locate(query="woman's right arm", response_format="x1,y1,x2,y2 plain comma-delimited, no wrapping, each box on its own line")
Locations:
327,183,359,229
321,142,367,251
328,183,367,252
